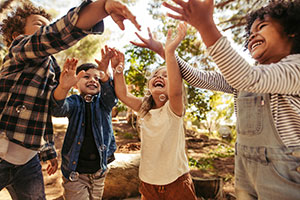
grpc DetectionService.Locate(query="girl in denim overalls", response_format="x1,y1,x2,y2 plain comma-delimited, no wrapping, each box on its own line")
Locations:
132,0,300,199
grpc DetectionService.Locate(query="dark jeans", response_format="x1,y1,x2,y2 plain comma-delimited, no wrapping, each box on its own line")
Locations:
0,155,46,200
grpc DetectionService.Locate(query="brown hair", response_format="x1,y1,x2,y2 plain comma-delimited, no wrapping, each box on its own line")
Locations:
0,2,51,47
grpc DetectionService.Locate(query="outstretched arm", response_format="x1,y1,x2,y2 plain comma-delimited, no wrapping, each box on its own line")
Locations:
76,0,141,31
53,58,85,101
130,27,165,59
95,45,114,82
110,48,142,112
163,0,221,47
165,23,187,116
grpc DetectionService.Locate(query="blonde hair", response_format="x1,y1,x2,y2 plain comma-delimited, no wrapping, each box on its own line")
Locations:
138,66,187,118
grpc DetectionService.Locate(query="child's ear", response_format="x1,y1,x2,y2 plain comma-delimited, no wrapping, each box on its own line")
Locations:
12,32,21,40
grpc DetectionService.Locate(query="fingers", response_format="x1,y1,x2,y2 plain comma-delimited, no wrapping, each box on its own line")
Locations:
125,11,141,31
76,70,86,81
166,12,185,21
166,28,173,41
172,0,188,7
47,159,58,176
177,22,187,39
63,58,78,73
130,41,147,48
135,32,148,43
162,2,185,15
119,4,141,31
147,27,153,39
95,59,101,66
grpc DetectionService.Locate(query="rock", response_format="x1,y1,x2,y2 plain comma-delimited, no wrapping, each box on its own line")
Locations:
103,153,141,200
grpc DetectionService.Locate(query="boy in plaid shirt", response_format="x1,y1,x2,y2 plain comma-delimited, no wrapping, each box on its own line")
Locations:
0,0,140,199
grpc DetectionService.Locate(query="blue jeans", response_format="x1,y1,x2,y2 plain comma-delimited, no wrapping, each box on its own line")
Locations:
0,155,46,200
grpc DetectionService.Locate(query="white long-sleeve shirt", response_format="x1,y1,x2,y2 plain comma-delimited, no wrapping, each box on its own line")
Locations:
177,36,300,147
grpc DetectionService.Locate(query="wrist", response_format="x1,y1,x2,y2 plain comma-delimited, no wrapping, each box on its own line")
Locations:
100,73,110,82
103,0,111,15
57,84,71,93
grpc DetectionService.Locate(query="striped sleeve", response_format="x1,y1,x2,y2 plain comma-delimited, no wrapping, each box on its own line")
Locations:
208,37,300,95
176,56,234,94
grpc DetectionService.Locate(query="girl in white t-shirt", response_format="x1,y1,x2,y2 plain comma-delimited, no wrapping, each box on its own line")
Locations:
111,23,197,200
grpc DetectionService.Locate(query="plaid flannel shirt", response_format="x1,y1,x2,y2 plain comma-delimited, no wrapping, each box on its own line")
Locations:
0,0,104,161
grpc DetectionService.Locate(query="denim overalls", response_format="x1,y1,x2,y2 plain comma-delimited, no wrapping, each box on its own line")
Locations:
235,92,300,200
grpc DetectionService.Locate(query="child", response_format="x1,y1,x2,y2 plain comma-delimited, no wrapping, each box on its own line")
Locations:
51,46,117,200
111,23,197,200
0,0,140,199
136,0,300,199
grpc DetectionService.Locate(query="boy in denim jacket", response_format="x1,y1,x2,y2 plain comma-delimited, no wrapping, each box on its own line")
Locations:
51,47,117,199
0,0,140,199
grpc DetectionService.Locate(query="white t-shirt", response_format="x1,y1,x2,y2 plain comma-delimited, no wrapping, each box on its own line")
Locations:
139,101,190,185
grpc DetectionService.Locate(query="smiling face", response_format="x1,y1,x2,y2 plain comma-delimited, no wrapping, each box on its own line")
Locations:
76,68,101,96
148,67,168,98
247,15,293,64
23,14,50,35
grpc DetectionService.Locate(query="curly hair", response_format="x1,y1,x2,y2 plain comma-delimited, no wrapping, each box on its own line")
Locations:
245,0,300,54
0,2,51,47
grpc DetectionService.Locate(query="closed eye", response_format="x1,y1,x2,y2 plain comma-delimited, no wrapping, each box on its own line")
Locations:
258,23,267,30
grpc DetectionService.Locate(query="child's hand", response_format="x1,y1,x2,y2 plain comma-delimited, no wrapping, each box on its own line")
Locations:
165,23,187,53
105,0,141,31
163,0,214,31
130,27,165,59
111,48,125,74
59,58,85,91
95,45,114,80
46,158,58,176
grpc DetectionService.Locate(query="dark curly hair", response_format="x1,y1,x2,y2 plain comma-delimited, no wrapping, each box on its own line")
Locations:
245,0,300,54
0,3,51,47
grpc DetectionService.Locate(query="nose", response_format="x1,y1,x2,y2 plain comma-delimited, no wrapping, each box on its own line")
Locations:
248,32,256,42
89,77,97,83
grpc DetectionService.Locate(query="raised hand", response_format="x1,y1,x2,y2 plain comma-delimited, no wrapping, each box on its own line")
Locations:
165,23,187,53
59,58,85,90
130,27,165,59
111,48,125,74
95,45,114,81
105,0,141,31
163,0,221,47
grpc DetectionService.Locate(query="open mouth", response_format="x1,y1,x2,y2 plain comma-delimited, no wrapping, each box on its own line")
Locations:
250,40,263,51
153,80,165,88
87,84,97,89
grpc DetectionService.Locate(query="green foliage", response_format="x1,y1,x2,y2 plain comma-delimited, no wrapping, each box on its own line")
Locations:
189,144,234,172
55,34,110,66
124,45,160,97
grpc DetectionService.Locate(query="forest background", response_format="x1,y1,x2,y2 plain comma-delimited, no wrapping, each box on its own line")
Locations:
0,0,269,198
0,0,267,134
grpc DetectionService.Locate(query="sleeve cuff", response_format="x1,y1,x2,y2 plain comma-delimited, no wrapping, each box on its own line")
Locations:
39,143,57,162
68,0,105,35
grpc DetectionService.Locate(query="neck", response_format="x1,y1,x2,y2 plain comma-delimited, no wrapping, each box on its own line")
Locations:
152,96,167,109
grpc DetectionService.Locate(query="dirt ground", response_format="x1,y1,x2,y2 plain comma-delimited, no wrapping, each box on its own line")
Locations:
112,120,235,200
0,118,235,200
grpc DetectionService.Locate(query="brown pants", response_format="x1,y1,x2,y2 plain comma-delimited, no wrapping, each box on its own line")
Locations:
139,173,197,200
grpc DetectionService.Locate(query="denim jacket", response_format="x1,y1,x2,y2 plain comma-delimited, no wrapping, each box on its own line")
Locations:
51,79,117,180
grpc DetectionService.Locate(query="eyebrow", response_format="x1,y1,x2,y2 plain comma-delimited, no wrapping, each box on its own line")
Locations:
250,19,266,35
